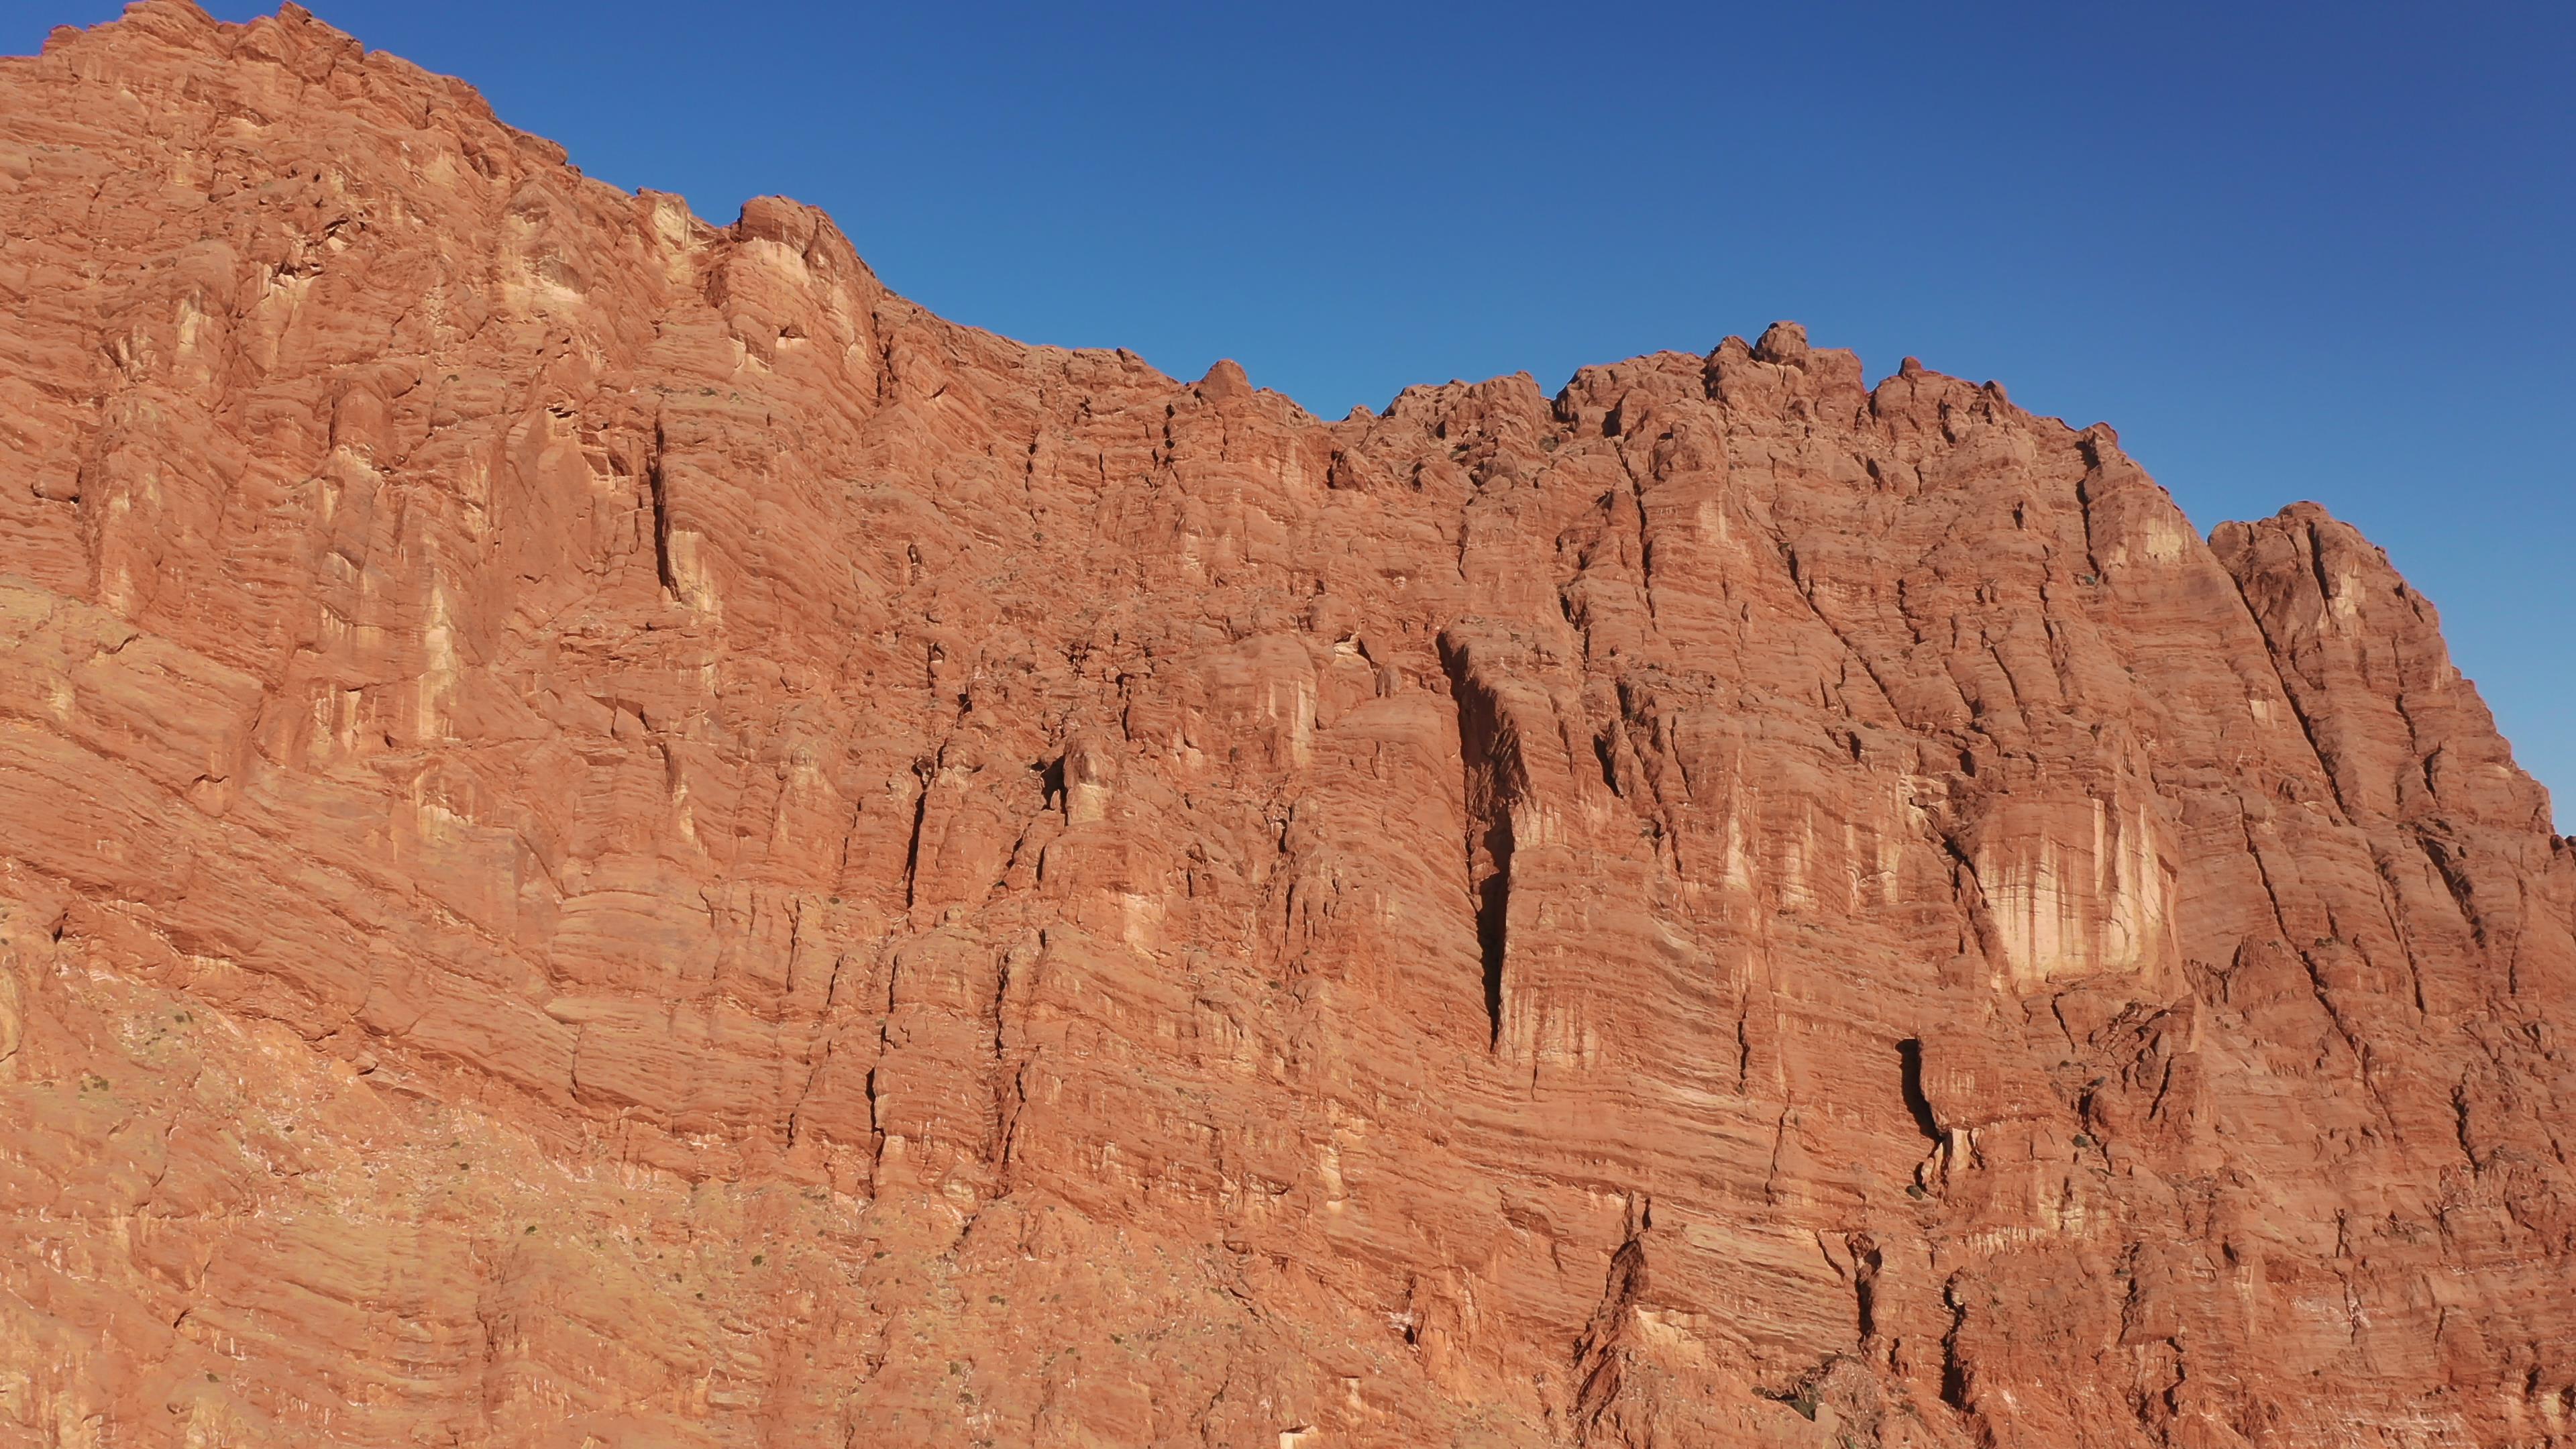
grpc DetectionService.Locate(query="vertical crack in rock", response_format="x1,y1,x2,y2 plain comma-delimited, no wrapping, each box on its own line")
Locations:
1939,1275,1973,1413
2072,438,2111,581
2420,832,2488,948
1474,820,1515,1046
1933,826,2000,965
1442,633,1519,1049
901,761,932,910
644,415,678,597
1849,1232,1883,1342
2303,519,2339,615
1572,1201,1650,1442
1896,1038,1942,1146
2211,514,2357,822
987,938,1023,1185
1765,521,1901,719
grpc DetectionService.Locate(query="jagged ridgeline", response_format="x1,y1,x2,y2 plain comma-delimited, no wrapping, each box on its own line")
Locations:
3,5,2573,1447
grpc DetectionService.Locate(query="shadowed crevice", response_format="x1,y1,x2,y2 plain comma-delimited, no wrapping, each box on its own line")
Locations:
1898,1038,1941,1144
645,416,678,596
1442,633,1521,1050
1474,817,1514,1042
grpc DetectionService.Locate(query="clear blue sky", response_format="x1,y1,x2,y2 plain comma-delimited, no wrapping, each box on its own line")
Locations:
18,2,2574,826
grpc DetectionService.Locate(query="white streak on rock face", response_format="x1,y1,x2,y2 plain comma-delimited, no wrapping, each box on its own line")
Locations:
1978,796,2177,989
0,968,20,1067
1276,676,1314,768
1722,800,1754,893
665,529,720,616
2104,513,2195,568
1065,780,1110,825
1695,497,1731,544
1063,734,1116,824
418,580,459,741
1118,890,1163,949
1777,802,1813,910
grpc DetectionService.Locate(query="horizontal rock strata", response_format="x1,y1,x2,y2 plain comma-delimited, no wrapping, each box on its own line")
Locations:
2,5,2572,1446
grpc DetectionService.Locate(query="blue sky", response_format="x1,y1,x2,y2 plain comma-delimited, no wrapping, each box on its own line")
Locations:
18,1,2573,825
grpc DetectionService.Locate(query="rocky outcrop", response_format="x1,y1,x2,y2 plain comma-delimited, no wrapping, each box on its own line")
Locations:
3,6,2572,1446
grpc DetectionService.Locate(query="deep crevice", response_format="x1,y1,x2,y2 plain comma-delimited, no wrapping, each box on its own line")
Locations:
2214,519,2357,824
645,416,678,596
1939,1282,1972,1411
1441,635,1521,1050
1852,1236,1883,1340
1898,1038,1942,1144
900,765,932,908
1572,1220,1650,1434
2304,520,2337,612
2418,830,2487,947
1474,818,1514,1044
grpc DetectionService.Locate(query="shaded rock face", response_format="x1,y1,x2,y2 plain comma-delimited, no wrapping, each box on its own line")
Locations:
3,6,2574,1446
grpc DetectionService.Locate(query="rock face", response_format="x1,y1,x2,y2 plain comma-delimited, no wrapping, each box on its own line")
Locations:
4,6,2574,1446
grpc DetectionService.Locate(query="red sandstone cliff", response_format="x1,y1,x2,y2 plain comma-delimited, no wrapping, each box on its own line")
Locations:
3,5,2573,1446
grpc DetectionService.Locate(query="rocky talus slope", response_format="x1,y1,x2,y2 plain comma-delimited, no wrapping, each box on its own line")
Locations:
4,6,2574,1446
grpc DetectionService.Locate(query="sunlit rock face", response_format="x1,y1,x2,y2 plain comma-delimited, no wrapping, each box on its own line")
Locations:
5,7,2575,1447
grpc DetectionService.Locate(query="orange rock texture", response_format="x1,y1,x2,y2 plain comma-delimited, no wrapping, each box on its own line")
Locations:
5,6,2575,1446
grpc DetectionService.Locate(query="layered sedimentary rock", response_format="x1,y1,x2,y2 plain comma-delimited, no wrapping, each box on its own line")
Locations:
3,6,2573,1446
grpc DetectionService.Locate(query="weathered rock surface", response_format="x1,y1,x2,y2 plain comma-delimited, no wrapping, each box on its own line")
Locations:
3,6,2573,1446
